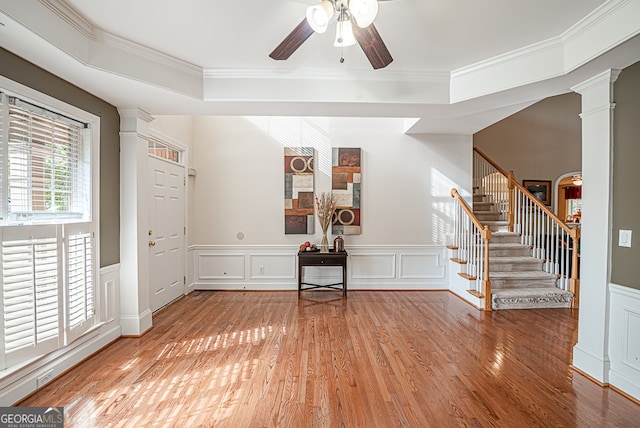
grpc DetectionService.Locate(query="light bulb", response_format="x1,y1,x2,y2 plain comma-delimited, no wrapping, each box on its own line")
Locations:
349,0,378,28
306,1,335,33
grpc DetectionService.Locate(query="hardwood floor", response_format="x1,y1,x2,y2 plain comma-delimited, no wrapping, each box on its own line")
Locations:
20,291,640,427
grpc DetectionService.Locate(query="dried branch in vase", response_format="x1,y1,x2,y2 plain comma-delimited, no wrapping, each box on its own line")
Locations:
315,192,336,234
316,192,336,253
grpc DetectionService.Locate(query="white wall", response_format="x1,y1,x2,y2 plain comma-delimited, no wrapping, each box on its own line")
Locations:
150,116,194,166
184,116,472,291
189,116,471,246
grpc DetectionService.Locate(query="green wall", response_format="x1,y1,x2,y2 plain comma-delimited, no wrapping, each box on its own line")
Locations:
0,48,120,267
611,61,640,289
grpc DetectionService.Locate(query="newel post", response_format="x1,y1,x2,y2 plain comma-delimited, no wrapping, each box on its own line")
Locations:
507,171,515,232
482,225,492,311
569,227,581,308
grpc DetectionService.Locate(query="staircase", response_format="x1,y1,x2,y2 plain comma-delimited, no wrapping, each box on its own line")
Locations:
473,193,573,310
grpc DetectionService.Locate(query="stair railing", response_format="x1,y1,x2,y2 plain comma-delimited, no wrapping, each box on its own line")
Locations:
450,188,492,311
473,147,581,306
473,147,509,221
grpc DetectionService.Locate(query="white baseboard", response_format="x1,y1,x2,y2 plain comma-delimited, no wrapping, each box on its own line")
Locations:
0,324,121,406
120,309,152,336
572,344,611,384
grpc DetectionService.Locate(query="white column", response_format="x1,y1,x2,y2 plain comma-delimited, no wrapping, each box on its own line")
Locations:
118,108,154,336
571,69,621,383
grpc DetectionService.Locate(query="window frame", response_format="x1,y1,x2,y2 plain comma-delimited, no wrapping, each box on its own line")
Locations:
0,76,100,371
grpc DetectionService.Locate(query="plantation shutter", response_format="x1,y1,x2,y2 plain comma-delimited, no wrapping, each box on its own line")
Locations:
5,96,88,223
64,223,96,344
1,225,61,367
0,94,8,222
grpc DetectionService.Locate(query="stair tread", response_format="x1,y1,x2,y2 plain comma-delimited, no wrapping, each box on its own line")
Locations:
489,243,527,248
491,232,519,237
491,257,542,263
490,271,556,279
492,287,573,309
492,287,572,297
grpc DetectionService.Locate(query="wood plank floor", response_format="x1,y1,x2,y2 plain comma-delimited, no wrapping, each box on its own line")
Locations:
20,291,640,427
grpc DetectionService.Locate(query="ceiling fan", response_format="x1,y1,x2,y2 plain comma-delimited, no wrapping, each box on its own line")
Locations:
269,0,393,69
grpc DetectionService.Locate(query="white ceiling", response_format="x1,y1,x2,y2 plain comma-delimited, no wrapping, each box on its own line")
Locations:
1,0,640,133
65,0,604,71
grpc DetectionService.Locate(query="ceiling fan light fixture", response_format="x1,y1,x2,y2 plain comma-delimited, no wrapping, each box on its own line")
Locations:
306,1,335,33
334,18,356,47
349,0,378,28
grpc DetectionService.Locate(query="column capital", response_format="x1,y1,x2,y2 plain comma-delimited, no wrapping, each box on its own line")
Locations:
571,69,622,95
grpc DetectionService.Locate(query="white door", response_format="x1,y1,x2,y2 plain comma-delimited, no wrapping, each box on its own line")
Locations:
148,156,185,312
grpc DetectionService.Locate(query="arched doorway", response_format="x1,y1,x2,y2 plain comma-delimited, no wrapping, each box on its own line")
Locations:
554,171,582,223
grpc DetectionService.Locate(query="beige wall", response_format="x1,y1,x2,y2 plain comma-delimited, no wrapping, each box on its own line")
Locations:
473,93,582,190
0,48,121,267
612,61,640,290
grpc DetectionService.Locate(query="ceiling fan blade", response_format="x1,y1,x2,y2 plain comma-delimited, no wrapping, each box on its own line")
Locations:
269,19,315,60
352,21,393,69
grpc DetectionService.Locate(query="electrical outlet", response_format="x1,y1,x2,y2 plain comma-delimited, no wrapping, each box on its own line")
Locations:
37,370,54,388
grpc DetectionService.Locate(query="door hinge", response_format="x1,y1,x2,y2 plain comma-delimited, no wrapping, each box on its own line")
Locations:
184,226,186,235
184,177,186,185
183,276,186,285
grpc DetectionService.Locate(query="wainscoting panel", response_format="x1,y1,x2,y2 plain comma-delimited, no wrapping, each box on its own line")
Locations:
197,253,245,280
190,245,448,291
398,253,445,279
350,253,396,279
608,283,640,402
100,264,120,324
249,253,297,280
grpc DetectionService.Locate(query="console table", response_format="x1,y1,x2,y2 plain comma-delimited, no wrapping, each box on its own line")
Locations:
297,250,348,298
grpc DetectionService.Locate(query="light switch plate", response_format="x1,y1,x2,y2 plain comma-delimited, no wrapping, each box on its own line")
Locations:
619,230,632,247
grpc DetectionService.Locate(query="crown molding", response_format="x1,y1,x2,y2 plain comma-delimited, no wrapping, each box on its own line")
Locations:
203,68,450,83
562,0,633,43
97,30,201,76
41,0,201,76
39,0,95,40
451,37,561,79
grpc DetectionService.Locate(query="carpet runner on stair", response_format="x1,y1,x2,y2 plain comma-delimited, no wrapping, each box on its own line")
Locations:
475,194,573,310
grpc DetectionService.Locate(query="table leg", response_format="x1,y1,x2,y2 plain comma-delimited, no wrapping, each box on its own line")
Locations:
343,262,347,298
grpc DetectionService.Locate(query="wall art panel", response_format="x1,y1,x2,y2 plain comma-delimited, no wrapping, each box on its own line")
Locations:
284,147,314,234
332,147,361,235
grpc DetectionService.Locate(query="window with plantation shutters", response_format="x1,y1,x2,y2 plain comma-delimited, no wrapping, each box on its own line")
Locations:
1,81,99,371
1,226,61,368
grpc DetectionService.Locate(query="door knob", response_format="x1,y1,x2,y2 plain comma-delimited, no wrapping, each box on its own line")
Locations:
148,241,156,247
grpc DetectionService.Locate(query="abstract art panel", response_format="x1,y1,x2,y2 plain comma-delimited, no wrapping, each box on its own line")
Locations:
332,148,361,235
284,147,314,234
